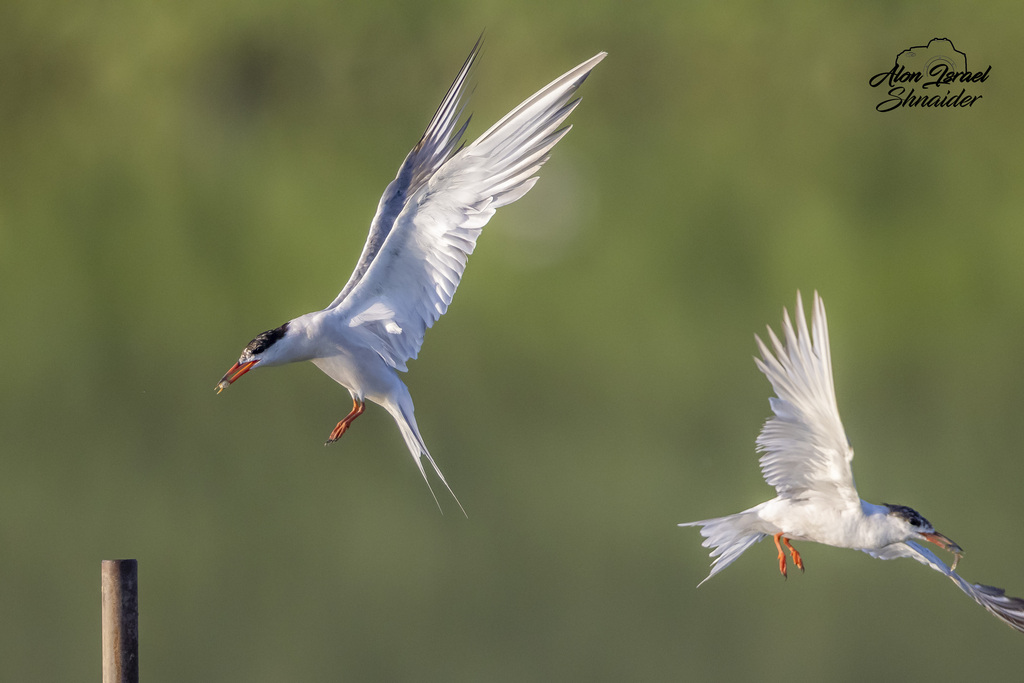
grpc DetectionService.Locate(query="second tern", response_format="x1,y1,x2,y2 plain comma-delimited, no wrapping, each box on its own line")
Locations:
680,291,1024,634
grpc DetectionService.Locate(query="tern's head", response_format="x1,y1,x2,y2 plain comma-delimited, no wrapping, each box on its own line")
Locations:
215,323,290,393
884,503,964,567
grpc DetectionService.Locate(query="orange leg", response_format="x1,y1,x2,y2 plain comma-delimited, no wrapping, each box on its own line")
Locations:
773,533,789,578
782,537,804,573
326,399,365,445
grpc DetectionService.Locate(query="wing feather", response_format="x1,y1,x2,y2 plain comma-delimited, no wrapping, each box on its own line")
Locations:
867,541,1024,634
332,49,606,371
754,291,858,505
328,37,482,309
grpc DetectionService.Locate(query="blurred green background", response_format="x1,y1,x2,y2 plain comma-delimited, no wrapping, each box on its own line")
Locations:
2,1,1023,680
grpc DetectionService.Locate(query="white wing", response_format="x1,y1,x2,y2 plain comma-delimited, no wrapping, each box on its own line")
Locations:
755,291,858,505
328,38,480,309
866,541,1024,634
330,48,606,371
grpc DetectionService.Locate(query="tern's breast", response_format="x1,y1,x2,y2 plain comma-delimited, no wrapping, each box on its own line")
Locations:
758,497,876,549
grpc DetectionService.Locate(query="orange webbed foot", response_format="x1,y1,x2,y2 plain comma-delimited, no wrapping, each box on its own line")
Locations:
325,399,365,445
783,537,804,573
773,533,804,578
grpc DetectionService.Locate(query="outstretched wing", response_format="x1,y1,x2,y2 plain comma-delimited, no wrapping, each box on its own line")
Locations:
328,38,481,308
866,541,1024,634
755,291,858,506
331,49,606,371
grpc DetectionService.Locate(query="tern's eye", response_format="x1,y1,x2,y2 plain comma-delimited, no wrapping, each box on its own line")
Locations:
909,518,921,527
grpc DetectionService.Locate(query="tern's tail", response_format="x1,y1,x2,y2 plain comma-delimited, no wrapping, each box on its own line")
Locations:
384,390,466,517
679,509,766,586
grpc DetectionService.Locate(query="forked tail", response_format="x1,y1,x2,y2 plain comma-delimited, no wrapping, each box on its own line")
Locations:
386,394,466,516
679,510,765,586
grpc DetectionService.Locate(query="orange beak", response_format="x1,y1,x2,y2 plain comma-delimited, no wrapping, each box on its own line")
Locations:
922,531,964,570
215,360,259,394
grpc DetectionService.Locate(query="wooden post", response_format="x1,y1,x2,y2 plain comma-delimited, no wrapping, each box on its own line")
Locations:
101,559,139,683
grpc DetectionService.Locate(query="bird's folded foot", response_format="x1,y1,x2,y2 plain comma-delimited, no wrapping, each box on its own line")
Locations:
325,399,365,446
783,536,804,573
325,421,350,445
773,533,804,578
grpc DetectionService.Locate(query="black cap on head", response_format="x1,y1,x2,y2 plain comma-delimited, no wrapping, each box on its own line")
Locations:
243,323,289,357
883,503,932,529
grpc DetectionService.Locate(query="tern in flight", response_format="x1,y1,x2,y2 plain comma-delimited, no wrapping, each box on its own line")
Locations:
680,291,1024,633
216,41,605,512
